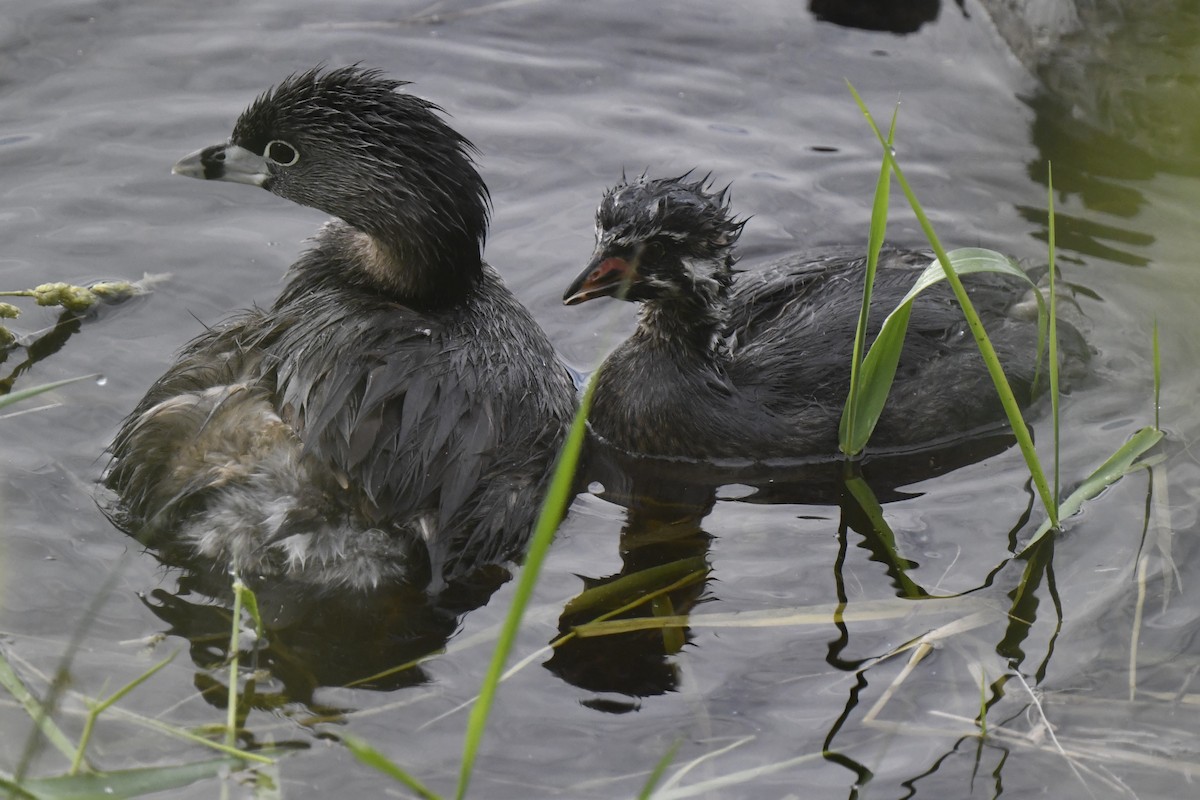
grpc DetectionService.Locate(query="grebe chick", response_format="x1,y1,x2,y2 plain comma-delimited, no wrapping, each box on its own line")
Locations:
564,173,1086,459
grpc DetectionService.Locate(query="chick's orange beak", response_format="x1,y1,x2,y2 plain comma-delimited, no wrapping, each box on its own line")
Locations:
562,254,635,305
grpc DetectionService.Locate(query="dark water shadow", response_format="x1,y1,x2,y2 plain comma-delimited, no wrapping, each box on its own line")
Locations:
1,311,84,393
544,431,1020,702
822,447,1165,795
1020,89,1157,269
808,0,965,35
133,557,512,710
1012,3,1200,269
820,469,1040,793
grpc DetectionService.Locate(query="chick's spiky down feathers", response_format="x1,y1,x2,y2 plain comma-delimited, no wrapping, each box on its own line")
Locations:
568,173,1089,460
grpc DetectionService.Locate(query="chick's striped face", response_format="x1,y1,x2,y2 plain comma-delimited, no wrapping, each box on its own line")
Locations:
590,176,744,302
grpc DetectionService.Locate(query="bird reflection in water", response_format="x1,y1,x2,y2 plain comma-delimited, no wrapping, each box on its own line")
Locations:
139,561,513,711
544,432,1021,708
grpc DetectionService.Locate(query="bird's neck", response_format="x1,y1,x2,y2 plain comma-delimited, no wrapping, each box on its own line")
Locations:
636,292,731,362
281,220,484,310
634,255,733,359
336,164,491,308
348,227,484,307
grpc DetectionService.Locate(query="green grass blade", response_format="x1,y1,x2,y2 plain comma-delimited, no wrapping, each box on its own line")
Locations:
343,735,442,800
561,557,708,617
238,581,264,639
638,739,682,800
558,566,708,649
653,595,685,653
220,580,261,750
843,476,924,598
1047,163,1061,509
249,759,282,800
841,105,898,455
344,650,442,690
978,666,989,736
847,82,1058,526
1152,319,1161,430
899,248,1038,299
840,248,1040,455
5,758,240,799
95,651,178,716
102,706,272,764
70,651,179,775
0,374,101,411
845,302,910,456
0,651,77,763
1022,426,1165,551
571,595,992,637
0,776,38,799
14,561,127,784
653,750,826,799
226,576,248,749
455,379,595,800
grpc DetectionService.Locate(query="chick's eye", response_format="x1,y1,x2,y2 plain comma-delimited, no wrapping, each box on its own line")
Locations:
643,241,666,261
265,140,299,166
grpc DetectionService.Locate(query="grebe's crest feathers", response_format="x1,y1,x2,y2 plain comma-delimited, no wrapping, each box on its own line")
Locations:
570,172,748,331
231,66,468,161
220,64,492,303
597,172,746,264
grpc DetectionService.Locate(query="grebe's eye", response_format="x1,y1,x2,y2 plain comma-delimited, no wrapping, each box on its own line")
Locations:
643,241,666,261
265,140,300,166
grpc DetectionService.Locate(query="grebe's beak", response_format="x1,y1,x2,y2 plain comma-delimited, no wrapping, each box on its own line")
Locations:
563,246,638,305
173,143,270,188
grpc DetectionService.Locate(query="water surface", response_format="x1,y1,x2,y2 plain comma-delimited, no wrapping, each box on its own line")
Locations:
2,1,1198,798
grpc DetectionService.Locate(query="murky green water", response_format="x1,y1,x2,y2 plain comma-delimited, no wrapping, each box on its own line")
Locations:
2,1,1198,797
